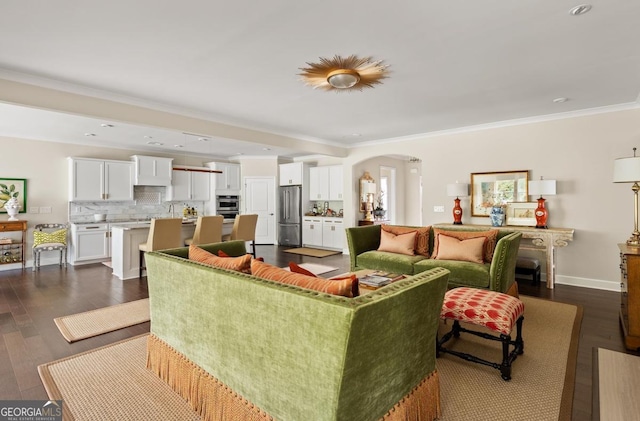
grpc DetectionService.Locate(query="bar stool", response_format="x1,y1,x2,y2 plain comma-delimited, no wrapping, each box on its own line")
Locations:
222,214,258,258
185,215,224,246
139,218,183,278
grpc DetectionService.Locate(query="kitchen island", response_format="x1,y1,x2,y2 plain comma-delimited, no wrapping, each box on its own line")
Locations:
110,219,234,280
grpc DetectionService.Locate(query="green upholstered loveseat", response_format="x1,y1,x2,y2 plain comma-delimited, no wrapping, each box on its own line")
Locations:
346,225,522,295
144,240,449,421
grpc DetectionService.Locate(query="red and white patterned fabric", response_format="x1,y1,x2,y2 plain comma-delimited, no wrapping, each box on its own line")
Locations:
440,287,525,335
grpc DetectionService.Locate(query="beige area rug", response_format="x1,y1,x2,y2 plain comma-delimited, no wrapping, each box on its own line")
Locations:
283,247,342,258
54,299,150,343
438,296,582,421
597,348,640,420
39,335,199,421
282,262,339,275
39,295,581,421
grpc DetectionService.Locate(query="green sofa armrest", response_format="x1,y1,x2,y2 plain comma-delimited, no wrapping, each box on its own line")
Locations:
489,232,522,293
346,225,382,271
159,240,248,259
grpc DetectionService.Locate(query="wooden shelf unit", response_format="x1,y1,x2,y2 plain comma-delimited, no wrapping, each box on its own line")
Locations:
619,244,640,351
0,220,27,270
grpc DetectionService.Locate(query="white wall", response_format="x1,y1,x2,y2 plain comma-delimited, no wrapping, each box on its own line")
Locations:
345,107,640,290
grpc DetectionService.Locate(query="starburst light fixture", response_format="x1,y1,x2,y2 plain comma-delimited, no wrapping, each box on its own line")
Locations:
299,55,389,92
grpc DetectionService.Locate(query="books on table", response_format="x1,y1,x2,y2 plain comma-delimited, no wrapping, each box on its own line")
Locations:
358,272,405,288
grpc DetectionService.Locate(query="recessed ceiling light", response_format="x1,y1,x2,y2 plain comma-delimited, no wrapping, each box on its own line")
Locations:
84,133,96,137
569,4,592,16
144,135,153,139
100,123,114,128
352,133,362,137
553,97,569,103
147,141,164,146
262,147,271,151
198,137,210,142
236,152,244,155
174,145,184,148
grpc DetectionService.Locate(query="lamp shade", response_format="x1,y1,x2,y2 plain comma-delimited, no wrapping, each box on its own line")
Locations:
364,183,377,195
446,183,468,197
614,156,640,183
528,179,556,197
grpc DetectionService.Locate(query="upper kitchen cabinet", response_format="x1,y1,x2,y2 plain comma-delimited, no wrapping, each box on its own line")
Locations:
206,162,241,193
166,167,210,201
279,162,305,186
309,165,343,201
131,155,173,186
68,157,134,201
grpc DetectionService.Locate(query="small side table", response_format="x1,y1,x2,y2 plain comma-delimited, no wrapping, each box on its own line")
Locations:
0,220,27,270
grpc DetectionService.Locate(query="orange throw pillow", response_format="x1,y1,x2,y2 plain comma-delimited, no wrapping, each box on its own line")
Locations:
251,260,354,297
431,228,499,263
289,262,316,277
378,229,416,256
289,263,359,297
381,225,431,256
188,245,252,273
433,234,485,264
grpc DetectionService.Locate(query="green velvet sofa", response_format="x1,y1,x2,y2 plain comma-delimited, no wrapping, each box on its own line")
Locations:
144,240,449,421
346,225,522,294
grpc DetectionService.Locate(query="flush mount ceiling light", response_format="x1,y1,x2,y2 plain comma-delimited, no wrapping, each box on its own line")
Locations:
299,55,389,92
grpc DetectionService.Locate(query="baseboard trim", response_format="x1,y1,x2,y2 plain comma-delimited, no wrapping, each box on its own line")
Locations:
555,275,620,292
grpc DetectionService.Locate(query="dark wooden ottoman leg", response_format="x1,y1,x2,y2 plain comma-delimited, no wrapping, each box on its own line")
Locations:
500,333,512,381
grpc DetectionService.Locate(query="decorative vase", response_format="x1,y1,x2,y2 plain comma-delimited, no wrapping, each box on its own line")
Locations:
373,208,386,220
490,206,505,227
3,197,20,221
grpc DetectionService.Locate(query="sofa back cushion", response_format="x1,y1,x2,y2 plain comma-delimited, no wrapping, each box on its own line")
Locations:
188,245,252,273
381,225,430,256
378,229,417,256
252,260,354,297
431,228,499,263
433,234,485,263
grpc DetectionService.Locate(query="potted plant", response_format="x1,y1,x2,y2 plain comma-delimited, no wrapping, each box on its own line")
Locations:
373,191,386,219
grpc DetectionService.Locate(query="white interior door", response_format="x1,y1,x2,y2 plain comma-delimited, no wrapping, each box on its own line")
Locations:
244,176,276,245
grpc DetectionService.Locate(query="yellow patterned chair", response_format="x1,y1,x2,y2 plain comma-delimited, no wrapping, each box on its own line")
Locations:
32,223,68,271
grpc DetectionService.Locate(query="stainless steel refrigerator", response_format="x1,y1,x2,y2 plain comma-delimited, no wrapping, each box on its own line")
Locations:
278,185,302,246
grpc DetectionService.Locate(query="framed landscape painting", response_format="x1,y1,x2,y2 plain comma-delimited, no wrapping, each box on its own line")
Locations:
506,202,537,226
0,178,27,214
471,170,528,216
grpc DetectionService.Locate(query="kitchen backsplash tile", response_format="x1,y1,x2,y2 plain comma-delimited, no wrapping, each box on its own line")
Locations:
69,186,205,223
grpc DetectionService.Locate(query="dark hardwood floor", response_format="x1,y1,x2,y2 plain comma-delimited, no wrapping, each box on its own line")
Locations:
0,246,636,420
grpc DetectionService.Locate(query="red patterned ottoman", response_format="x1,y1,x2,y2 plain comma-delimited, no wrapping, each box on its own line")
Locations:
437,287,525,381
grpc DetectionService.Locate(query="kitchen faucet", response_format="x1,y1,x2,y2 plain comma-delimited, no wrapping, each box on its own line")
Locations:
168,203,175,217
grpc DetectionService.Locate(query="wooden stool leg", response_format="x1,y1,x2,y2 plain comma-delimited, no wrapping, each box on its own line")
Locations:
515,316,524,354
139,251,144,278
500,334,512,381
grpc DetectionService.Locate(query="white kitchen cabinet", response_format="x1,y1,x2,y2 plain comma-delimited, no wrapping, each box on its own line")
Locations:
70,223,110,265
131,155,173,186
328,165,344,201
322,218,345,250
206,162,241,193
167,167,211,201
68,158,134,201
302,217,323,247
309,167,330,200
279,162,304,186
309,165,343,201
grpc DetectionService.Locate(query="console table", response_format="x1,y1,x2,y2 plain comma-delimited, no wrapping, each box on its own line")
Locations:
434,224,574,289
0,220,27,270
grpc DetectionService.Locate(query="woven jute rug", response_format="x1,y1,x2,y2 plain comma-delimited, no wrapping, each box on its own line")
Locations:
39,296,580,421
437,295,582,421
283,247,341,258
596,348,640,420
54,299,150,343
38,335,199,421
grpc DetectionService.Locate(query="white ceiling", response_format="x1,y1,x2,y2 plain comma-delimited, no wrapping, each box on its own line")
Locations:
0,0,639,159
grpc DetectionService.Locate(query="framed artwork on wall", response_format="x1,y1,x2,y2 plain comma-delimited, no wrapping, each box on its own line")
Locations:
505,202,537,226
0,178,27,214
470,170,528,217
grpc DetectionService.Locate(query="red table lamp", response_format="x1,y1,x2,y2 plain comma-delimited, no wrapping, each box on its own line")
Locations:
447,182,469,225
528,177,556,229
